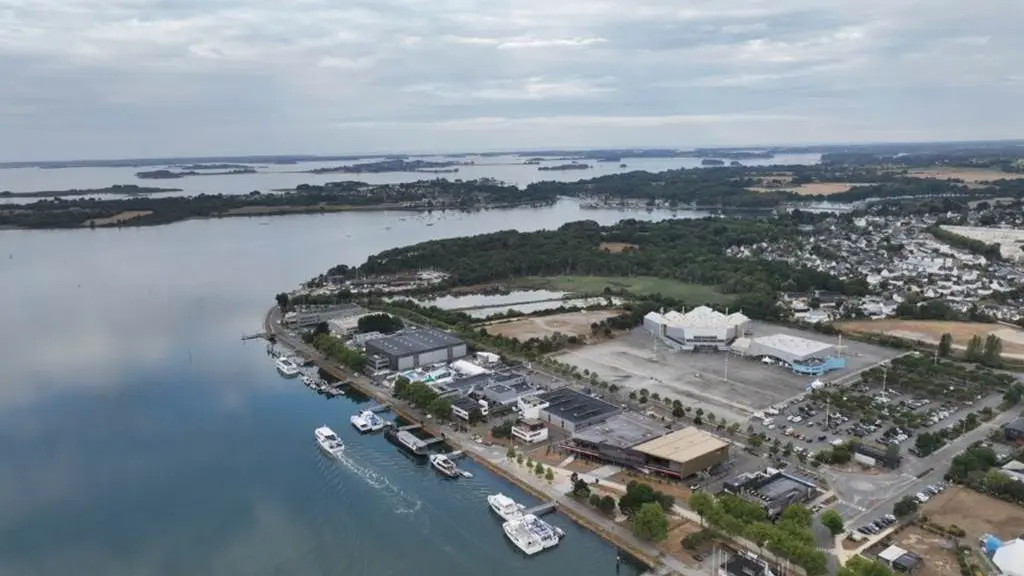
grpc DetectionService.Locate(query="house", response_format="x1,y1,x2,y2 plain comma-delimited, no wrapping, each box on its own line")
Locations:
512,419,548,444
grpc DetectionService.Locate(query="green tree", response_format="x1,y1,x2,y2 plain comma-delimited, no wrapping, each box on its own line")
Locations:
275,292,289,310
688,491,715,526
545,468,555,482
938,333,953,358
631,502,669,541
589,493,602,507
1003,383,1024,407
820,509,845,535
838,556,894,576
506,445,516,459
392,376,410,398
983,334,1003,366
966,334,984,362
534,462,545,476
893,495,918,518
599,495,617,516
427,397,452,420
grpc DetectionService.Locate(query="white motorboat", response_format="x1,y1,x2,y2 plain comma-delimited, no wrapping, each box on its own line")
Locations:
314,426,345,457
488,493,525,522
350,410,385,433
502,514,561,555
429,454,460,478
276,357,300,377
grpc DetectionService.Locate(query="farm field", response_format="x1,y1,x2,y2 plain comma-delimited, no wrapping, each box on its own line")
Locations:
922,486,1024,540
82,210,152,226
516,275,732,305
909,167,1024,183
484,309,622,341
599,242,639,253
748,182,862,196
838,319,1024,357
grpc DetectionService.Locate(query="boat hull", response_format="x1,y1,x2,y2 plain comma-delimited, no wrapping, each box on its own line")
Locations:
384,429,428,456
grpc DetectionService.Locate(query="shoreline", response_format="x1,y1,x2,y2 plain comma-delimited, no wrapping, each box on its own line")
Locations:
262,306,670,573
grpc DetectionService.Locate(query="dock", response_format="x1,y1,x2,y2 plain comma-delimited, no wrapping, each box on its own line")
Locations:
241,332,268,341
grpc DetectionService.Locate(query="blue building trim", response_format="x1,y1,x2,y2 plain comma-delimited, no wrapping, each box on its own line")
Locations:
791,357,846,375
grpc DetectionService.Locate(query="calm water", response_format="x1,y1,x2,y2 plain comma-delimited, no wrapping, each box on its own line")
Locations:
0,153,821,202
0,199,692,576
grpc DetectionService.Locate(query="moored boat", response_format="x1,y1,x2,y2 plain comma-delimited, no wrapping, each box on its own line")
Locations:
276,357,300,377
502,514,561,555
429,453,459,478
350,410,385,433
488,493,525,522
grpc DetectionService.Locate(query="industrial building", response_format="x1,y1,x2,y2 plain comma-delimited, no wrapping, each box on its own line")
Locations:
731,333,847,375
643,306,751,351
989,537,1024,576
722,469,818,519
536,389,621,433
451,397,486,421
853,443,901,469
631,427,731,478
877,545,923,573
566,416,730,479
364,327,468,371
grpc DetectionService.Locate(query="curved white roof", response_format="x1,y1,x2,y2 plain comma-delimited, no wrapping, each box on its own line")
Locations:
995,539,1024,576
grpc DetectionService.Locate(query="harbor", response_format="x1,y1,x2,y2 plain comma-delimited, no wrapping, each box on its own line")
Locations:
262,306,682,574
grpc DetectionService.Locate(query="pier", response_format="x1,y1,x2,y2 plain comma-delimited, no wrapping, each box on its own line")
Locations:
241,332,268,341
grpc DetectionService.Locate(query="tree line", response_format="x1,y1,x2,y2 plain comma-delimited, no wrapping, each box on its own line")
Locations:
349,216,865,322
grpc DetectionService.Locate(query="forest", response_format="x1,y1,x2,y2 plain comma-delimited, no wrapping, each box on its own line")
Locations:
341,215,865,320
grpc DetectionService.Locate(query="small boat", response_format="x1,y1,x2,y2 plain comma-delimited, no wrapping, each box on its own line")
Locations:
488,493,525,522
350,410,385,433
429,453,460,478
314,426,344,457
276,357,300,377
384,428,429,456
502,514,561,555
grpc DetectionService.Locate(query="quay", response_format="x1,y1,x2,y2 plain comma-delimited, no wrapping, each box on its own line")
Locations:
263,305,691,575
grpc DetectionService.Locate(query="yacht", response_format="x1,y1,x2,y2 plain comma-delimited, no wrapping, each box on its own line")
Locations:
350,410,385,433
488,493,525,522
314,426,344,457
429,454,459,478
502,514,562,555
384,428,429,456
276,357,300,378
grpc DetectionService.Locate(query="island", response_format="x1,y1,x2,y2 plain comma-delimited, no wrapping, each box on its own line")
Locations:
136,167,257,179
700,158,726,166
538,163,591,171
0,184,182,198
308,159,467,174
6,141,1024,230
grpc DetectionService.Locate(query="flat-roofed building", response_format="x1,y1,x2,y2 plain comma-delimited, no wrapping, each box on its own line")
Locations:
518,396,550,420
537,389,620,433
364,327,468,371
569,413,668,469
512,418,548,444
630,427,730,478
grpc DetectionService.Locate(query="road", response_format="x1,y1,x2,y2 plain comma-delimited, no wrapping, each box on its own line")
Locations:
824,407,1019,529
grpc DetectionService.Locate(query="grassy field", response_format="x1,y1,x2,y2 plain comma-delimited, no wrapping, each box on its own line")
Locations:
516,276,732,304
485,309,623,341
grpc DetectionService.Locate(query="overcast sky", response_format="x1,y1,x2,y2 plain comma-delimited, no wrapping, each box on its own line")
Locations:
1,0,1021,160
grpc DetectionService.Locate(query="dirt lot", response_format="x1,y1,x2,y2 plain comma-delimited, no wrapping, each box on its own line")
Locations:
555,323,898,423
749,182,862,196
839,319,1024,357
894,526,961,576
82,210,152,226
909,167,1024,183
923,486,1024,540
659,518,704,566
599,242,639,253
486,309,622,341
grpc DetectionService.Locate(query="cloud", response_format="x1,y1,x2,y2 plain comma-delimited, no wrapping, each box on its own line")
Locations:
0,0,1021,159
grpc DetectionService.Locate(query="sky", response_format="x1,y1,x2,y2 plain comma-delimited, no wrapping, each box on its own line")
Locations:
0,0,1021,160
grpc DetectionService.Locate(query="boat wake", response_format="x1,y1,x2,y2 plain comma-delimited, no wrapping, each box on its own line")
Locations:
321,450,423,516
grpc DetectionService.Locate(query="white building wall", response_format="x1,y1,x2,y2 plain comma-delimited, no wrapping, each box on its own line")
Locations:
450,344,469,360
396,355,415,371
518,398,550,420
512,425,549,444
416,348,449,366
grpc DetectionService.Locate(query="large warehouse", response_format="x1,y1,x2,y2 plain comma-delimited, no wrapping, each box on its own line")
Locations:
536,388,621,434
631,427,731,477
732,333,847,375
643,306,751,351
568,418,731,479
364,327,468,371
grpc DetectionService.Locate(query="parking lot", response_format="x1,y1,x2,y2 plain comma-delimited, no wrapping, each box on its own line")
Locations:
554,323,899,425
748,382,1005,464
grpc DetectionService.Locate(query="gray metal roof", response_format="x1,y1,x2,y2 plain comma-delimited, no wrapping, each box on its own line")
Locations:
364,327,464,358
572,412,667,449
537,389,620,424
